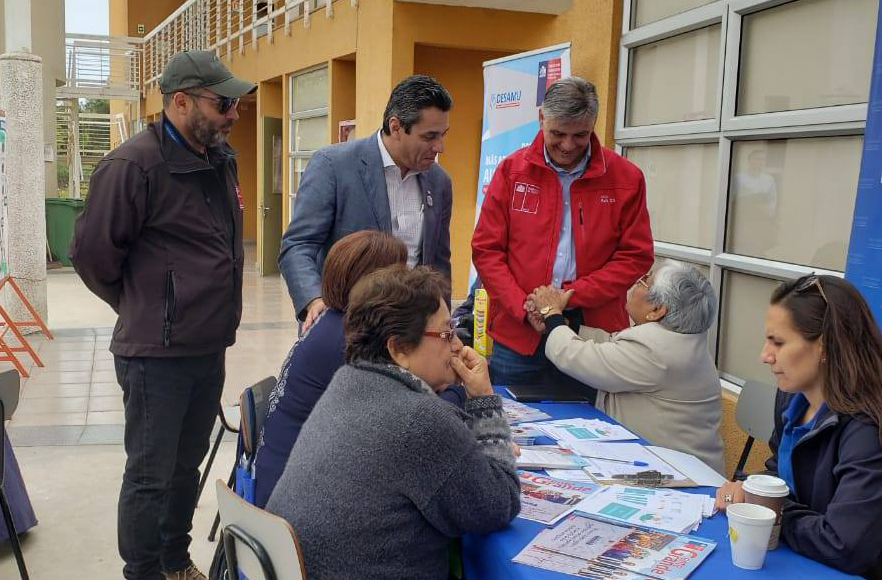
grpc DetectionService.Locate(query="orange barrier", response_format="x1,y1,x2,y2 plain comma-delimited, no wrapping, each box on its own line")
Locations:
0,276,53,377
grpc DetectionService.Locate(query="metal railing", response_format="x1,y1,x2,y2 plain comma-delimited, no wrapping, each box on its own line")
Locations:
143,0,353,91
58,34,143,100
56,101,121,198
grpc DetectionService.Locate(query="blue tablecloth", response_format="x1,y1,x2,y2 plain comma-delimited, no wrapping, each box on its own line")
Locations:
461,392,857,580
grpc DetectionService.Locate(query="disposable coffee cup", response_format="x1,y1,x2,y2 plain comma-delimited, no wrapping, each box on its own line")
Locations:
742,474,789,550
727,503,777,570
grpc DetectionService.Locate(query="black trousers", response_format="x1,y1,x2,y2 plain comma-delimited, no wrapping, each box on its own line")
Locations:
114,352,225,580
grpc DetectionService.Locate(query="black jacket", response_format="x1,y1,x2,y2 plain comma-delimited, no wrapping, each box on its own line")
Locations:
766,390,882,579
70,116,244,357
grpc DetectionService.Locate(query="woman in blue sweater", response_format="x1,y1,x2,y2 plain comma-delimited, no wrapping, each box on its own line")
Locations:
716,275,882,579
253,230,465,508
252,231,408,507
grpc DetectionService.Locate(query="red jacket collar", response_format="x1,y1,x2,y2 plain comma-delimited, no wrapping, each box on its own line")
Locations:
523,130,608,180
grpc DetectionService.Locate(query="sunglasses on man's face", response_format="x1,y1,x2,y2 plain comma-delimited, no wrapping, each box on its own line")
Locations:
185,92,239,115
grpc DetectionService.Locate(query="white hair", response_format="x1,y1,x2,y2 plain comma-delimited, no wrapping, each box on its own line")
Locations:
646,260,716,334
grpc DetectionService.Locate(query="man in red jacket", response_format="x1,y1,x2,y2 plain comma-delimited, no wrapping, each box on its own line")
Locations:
472,77,653,398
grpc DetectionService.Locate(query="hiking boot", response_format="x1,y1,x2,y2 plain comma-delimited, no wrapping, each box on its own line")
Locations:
164,563,208,580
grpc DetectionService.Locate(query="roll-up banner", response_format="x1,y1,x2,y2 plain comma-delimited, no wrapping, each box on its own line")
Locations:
470,44,571,284
846,3,882,322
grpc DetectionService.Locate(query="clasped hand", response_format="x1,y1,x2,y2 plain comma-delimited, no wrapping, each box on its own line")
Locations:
522,285,574,334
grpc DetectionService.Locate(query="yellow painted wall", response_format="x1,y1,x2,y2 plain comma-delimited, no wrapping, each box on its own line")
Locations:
126,0,186,37
229,101,258,241
257,80,284,263
330,57,357,144
414,45,511,299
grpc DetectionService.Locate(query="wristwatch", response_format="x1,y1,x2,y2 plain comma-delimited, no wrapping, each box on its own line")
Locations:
539,305,554,318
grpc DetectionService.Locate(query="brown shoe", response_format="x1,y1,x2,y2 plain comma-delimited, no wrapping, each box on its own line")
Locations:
163,563,207,580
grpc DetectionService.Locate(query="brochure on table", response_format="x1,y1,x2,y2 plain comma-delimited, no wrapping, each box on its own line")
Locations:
517,471,600,525
521,418,639,443
513,513,716,580
573,485,716,534
502,398,552,424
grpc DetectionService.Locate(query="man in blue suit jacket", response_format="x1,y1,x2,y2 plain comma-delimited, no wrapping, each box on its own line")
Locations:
279,75,454,330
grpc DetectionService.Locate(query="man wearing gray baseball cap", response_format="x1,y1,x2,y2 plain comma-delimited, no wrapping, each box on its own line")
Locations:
71,51,256,580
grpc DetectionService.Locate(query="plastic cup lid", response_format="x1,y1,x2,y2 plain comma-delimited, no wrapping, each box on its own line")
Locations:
743,474,790,497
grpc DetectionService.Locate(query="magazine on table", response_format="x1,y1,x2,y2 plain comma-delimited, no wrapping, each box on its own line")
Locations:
573,485,716,533
502,398,552,424
513,513,716,580
517,471,601,525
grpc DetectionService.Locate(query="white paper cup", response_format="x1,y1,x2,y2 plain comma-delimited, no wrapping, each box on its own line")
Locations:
727,503,777,570
742,475,790,550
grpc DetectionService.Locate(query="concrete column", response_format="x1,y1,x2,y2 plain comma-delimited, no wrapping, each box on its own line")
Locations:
0,52,47,327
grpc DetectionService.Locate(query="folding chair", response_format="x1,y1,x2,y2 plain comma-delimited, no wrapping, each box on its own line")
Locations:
732,380,778,481
208,376,277,542
0,369,29,580
216,479,306,580
197,405,240,504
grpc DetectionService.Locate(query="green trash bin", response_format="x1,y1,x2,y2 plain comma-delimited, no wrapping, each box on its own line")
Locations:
46,198,85,267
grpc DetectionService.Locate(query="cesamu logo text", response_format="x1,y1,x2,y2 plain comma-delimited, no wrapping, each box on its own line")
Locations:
491,90,522,109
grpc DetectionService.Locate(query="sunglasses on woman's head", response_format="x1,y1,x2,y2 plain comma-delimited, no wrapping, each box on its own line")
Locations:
794,275,829,305
185,92,239,115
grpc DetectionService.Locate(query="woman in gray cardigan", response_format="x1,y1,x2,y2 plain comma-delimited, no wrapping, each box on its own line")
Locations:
265,265,520,580
529,259,725,474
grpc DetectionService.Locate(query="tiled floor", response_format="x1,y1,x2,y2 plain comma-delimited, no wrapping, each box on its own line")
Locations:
0,243,298,578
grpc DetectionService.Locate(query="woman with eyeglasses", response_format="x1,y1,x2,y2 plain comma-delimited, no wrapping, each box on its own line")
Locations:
715,275,882,579
265,265,519,580
529,259,725,474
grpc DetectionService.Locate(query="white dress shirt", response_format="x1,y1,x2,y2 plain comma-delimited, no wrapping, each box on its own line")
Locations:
377,131,423,268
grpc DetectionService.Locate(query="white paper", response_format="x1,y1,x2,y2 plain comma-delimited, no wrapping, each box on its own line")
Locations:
563,442,687,481
545,468,597,482
523,418,639,443
516,447,589,470
573,485,711,534
646,446,728,487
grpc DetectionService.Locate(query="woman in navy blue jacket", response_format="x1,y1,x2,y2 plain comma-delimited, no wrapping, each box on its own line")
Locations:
253,231,465,508
716,275,882,579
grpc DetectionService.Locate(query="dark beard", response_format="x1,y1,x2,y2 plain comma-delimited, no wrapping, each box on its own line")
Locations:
188,108,230,149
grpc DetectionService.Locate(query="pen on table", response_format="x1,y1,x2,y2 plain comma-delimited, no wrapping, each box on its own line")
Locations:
582,456,648,467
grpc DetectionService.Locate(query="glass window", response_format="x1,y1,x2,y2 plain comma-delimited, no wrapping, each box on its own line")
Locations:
725,136,861,271
652,257,710,280
717,271,780,385
295,116,328,152
737,0,877,115
626,143,718,249
292,67,328,113
627,25,721,127
631,0,715,28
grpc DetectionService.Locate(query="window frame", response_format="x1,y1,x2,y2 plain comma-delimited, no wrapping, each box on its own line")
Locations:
288,64,329,222
615,0,873,393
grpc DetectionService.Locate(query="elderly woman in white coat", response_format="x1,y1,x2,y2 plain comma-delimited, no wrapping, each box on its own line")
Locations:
529,260,725,474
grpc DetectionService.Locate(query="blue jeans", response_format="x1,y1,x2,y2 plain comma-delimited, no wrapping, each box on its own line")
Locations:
114,352,225,580
490,338,597,405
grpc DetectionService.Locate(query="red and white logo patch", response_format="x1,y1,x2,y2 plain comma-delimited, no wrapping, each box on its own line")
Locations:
235,184,244,210
511,182,540,214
